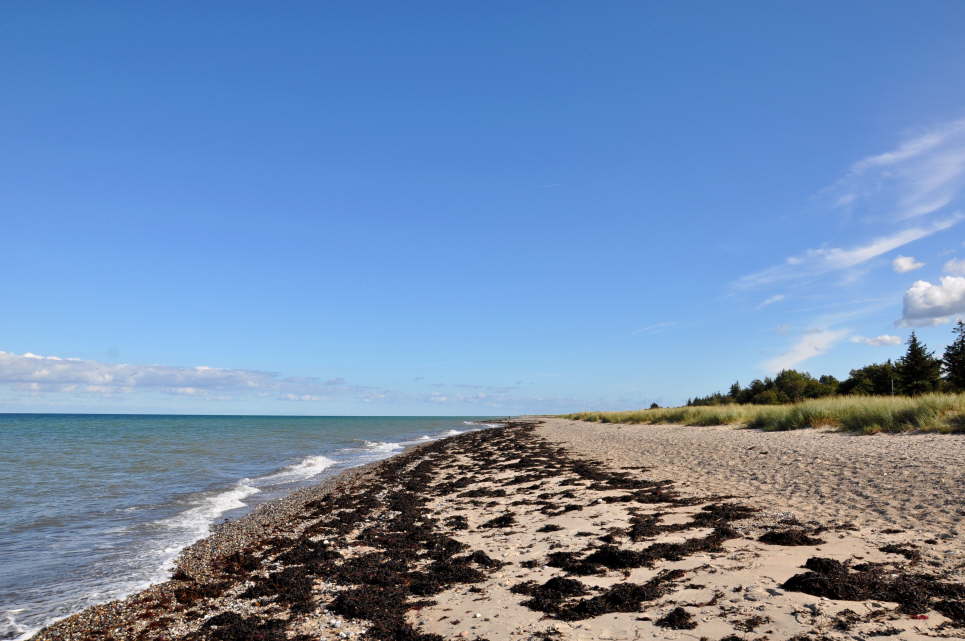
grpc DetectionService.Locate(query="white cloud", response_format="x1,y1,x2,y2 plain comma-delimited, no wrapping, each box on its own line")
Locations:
631,321,676,335
834,118,965,220
762,329,850,373
944,257,965,275
899,276,965,326
734,215,962,289
0,350,379,401
850,334,902,346
892,255,924,273
757,294,785,309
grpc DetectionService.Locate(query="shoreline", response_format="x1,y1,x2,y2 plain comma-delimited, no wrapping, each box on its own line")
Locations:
29,419,965,640
15,420,499,641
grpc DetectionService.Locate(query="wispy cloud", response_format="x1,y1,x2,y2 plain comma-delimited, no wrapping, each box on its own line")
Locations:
762,329,850,373
944,257,965,275
631,321,677,335
0,350,380,401
756,294,785,309
899,276,965,326
0,349,598,412
832,118,965,221
850,334,902,346
733,215,962,289
892,255,924,273
422,388,584,413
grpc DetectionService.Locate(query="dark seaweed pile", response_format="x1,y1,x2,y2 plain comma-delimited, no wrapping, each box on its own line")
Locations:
655,606,697,630
758,528,825,546
783,557,965,623
513,500,756,621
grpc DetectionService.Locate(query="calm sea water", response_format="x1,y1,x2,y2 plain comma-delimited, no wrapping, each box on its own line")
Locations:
0,414,497,640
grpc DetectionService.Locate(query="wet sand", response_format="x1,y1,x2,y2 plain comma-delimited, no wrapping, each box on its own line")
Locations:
29,419,965,641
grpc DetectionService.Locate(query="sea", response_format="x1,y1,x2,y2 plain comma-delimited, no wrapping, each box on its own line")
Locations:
0,414,499,640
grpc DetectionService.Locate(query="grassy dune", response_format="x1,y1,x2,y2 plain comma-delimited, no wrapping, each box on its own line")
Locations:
564,393,965,433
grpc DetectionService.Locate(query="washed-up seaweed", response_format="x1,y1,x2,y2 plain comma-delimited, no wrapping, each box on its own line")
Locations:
783,557,965,622
655,606,697,629
758,529,825,546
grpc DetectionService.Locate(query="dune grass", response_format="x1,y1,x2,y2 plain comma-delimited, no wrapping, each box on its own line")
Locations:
563,393,965,433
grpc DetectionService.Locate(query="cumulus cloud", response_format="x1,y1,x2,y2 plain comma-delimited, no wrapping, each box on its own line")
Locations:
757,294,785,309
762,329,850,373
899,276,965,326
945,257,965,275
0,350,379,401
892,255,924,273
734,215,962,289
832,118,965,220
850,335,902,346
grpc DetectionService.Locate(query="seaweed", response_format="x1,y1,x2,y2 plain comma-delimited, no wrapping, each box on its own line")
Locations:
733,614,769,632
832,608,861,630
479,513,516,529
187,613,304,641
556,575,680,621
241,566,316,611
783,556,965,620
879,543,922,562
546,551,602,576
758,529,825,546
274,537,340,567
655,607,697,629
512,577,589,614
457,487,508,498
691,503,758,526
464,550,503,568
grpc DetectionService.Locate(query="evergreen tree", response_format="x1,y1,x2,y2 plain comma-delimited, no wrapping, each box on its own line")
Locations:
728,381,742,400
943,320,965,391
896,332,942,395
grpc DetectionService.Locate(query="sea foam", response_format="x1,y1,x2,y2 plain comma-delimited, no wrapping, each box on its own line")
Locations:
159,479,261,538
259,455,337,483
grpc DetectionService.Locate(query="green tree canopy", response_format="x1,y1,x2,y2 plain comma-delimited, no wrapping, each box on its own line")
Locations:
839,361,896,396
896,332,942,395
943,320,965,391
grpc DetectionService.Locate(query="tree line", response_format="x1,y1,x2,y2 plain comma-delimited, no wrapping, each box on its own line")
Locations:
686,321,965,406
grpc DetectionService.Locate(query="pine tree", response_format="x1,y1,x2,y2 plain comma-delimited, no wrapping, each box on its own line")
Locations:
943,320,965,391
896,332,942,395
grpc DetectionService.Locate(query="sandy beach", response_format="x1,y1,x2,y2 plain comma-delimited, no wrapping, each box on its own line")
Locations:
30,419,965,641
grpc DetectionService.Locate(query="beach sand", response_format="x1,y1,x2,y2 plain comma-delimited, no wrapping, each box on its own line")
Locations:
30,419,965,641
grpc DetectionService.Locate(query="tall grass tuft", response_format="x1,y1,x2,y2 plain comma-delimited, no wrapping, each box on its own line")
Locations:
563,393,965,433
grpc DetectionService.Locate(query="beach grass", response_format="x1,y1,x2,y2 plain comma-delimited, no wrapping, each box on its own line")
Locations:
563,393,965,433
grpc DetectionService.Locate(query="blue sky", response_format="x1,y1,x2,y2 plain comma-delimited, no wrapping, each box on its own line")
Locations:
3,2,965,414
